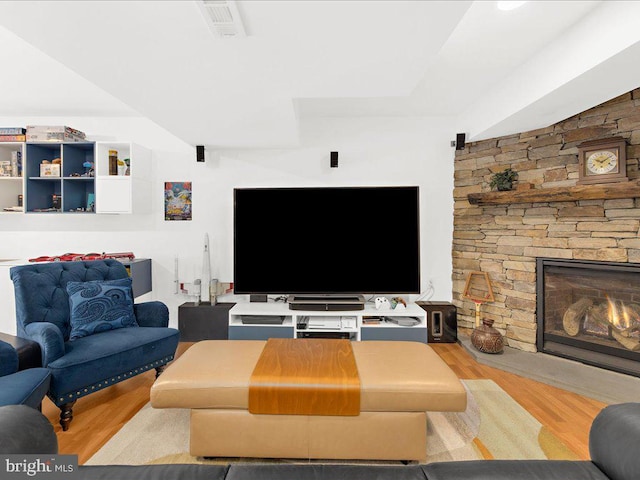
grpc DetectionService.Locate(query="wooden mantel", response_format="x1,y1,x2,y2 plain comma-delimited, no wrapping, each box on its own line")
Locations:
467,181,640,206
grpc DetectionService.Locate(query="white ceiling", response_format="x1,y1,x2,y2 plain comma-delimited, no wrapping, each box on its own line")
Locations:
0,1,638,148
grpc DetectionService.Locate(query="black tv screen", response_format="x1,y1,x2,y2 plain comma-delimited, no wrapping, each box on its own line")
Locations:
234,186,420,295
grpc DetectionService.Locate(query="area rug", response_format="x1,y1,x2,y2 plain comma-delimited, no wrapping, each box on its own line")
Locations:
85,380,577,465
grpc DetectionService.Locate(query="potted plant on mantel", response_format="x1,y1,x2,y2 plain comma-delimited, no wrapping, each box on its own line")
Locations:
489,167,518,191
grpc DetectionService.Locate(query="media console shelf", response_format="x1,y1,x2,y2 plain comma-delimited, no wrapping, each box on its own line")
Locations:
228,303,428,343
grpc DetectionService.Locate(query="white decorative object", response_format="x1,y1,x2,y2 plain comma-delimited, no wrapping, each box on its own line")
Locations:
393,303,406,310
202,233,211,303
375,297,390,310
174,255,179,294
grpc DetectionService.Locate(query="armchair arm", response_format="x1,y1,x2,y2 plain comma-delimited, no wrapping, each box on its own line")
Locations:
24,323,65,367
134,301,170,328
0,405,58,454
0,341,18,377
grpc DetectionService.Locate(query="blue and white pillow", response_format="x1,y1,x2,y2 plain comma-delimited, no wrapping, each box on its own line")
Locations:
67,278,137,341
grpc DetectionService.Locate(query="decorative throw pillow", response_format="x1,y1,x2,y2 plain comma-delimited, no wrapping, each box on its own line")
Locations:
67,278,138,341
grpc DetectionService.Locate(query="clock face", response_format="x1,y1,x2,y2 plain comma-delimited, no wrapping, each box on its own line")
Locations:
577,138,627,185
586,150,618,175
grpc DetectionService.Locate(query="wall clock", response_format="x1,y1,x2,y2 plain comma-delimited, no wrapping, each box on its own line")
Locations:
577,137,628,185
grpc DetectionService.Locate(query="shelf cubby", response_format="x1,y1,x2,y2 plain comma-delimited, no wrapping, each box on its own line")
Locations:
62,142,94,178
63,177,94,212
0,142,24,212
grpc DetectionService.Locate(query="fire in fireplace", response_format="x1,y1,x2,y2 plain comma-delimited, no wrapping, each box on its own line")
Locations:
537,258,640,377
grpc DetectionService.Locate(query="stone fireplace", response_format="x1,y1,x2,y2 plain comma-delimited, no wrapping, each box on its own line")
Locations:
452,89,640,355
537,258,640,377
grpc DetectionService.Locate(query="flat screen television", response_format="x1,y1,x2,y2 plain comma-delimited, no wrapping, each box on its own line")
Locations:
233,186,420,296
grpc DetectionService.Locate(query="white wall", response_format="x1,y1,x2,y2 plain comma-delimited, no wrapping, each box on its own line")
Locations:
0,115,456,334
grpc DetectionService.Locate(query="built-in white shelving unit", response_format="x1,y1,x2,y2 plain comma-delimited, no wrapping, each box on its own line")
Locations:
0,141,150,215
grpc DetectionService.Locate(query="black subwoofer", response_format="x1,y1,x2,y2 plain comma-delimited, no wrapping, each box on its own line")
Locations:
417,301,457,343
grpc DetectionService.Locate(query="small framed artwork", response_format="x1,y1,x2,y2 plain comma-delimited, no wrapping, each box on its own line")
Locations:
164,182,192,221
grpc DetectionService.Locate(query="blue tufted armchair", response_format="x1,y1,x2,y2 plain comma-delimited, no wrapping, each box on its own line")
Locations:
10,259,179,430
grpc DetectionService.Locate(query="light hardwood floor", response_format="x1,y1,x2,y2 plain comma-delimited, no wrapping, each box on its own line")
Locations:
42,342,606,464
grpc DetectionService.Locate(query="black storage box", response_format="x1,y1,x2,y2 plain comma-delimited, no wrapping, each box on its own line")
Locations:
178,302,234,341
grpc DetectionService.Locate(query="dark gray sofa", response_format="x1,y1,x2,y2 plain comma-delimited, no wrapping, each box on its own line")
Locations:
1,403,638,480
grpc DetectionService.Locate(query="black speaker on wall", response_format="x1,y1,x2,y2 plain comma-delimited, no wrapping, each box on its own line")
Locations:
330,151,339,168
455,133,466,150
417,301,458,343
196,145,205,162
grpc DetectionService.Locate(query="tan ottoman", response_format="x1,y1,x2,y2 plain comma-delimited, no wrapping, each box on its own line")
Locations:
151,340,466,462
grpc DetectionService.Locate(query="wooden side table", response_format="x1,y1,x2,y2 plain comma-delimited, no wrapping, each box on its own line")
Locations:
0,332,42,370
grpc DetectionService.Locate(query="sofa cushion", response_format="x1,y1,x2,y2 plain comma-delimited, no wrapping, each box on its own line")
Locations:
421,460,609,480
0,368,51,409
67,278,137,341
48,327,179,404
227,464,427,480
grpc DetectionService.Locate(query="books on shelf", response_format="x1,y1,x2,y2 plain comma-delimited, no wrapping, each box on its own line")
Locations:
0,160,12,176
26,125,86,143
0,134,26,142
0,151,23,177
0,127,26,135
11,151,21,176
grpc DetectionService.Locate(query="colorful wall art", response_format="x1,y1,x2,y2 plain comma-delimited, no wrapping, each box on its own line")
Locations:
164,182,192,221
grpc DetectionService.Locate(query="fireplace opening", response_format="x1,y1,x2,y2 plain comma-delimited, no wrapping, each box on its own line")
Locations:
537,258,640,377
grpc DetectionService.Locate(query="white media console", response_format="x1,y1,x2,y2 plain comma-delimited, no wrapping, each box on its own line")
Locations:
228,302,428,343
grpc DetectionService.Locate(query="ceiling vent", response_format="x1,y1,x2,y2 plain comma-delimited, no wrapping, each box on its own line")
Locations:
198,0,246,38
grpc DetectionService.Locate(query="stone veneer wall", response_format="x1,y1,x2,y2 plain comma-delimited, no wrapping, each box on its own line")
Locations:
452,89,640,352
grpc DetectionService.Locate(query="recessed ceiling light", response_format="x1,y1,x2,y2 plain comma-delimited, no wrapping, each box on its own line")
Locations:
497,1,528,11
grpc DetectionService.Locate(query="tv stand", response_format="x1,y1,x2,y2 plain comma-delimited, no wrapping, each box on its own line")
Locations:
287,294,365,311
228,303,427,343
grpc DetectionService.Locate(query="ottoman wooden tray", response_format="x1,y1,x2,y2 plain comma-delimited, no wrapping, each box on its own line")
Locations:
150,340,466,462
